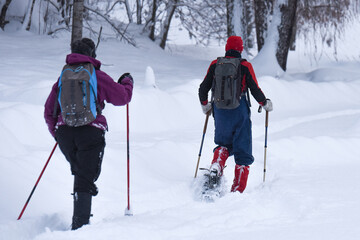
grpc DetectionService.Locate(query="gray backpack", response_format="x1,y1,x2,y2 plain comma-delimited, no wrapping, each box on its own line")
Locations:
212,57,243,109
55,63,99,127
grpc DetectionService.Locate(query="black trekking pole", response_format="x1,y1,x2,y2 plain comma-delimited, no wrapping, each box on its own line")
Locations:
17,143,58,220
263,110,269,182
194,112,211,178
124,104,133,216
258,106,269,182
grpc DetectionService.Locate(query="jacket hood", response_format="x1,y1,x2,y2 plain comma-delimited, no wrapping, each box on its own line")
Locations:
66,53,101,69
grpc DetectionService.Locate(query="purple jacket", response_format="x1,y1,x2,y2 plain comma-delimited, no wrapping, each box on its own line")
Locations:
44,53,133,137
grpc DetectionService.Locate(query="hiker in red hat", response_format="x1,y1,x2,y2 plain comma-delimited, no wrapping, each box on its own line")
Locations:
198,36,273,193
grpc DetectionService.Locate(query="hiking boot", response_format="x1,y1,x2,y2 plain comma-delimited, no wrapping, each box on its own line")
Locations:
231,165,250,193
71,192,92,230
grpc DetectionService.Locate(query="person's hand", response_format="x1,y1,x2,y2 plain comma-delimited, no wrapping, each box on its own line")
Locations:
201,102,212,115
263,99,273,112
118,73,133,84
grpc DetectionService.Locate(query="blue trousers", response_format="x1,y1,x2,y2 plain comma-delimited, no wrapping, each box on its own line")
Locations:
213,97,254,166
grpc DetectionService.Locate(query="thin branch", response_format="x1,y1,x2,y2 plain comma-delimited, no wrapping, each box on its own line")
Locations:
47,27,69,35
43,0,60,12
84,5,136,47
106,0,125,15
96,26,103,50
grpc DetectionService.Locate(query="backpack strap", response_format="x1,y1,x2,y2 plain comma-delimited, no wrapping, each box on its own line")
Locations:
235,59,243,101
210,57,222,104
89,64,102,115
239,59,251,107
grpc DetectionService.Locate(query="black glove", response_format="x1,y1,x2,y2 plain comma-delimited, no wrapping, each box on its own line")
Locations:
118,73,133,84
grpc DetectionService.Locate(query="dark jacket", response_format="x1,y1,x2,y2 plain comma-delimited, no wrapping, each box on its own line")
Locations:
44,53,133,137
199,50,266,105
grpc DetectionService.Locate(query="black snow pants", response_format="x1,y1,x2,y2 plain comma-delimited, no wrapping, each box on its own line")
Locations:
56,125,105,196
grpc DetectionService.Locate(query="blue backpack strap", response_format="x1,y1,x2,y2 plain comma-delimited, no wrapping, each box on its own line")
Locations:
52,67,67,118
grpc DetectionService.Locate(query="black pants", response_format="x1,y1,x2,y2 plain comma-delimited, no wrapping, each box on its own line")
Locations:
56,125,105,196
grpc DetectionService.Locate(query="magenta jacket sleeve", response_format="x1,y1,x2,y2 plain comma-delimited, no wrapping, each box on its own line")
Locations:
96,70,133,106
44,81,59,137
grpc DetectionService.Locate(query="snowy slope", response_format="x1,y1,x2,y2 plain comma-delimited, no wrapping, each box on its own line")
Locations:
1,30,360,240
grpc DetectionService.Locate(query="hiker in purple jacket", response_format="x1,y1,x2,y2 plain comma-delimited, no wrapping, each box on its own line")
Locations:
44,38,133,230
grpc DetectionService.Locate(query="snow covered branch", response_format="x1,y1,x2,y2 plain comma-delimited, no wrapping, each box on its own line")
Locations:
84,5,136,47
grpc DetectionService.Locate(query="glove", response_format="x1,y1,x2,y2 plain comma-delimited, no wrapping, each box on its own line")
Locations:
201,102,212,115
118,72,133,84
263,99,273,112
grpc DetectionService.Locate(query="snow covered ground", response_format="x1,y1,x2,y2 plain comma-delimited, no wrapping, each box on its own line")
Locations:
1,29,360,240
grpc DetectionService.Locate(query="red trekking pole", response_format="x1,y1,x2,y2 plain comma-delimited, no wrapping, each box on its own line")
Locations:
124,104,133,216
17,143,58,220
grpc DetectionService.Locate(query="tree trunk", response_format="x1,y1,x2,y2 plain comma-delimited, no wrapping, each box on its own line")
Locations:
136,0,142,24
226,0,235,37
125,0,132,23
254,0,273,52
149,0,157,41
26,0,36,31
71,0,84,44
276,0,298,71
241,0,254,49
228,0,254,52
159,0,178,49
289,14,297,51
58,0,71,26
0,0,12,30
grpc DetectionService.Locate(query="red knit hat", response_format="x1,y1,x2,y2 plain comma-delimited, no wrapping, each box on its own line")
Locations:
225,36,243,52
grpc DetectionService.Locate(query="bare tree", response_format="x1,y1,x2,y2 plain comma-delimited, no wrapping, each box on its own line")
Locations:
137,0,142,24
276,0,298,71
58,0,71,26
142,0,180,49
147,0,157,41
177,0,227,45
240,0,255,50
0,0,12,30
125,0,133,23
71,0,84,44
159,0,178,49
84,5,136,46
226,0,254,53
226,0,235,36
26,0,36,31
254,0,273,52
297,0,358,59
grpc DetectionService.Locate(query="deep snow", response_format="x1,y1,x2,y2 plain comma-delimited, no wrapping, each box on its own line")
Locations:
1,28,360,240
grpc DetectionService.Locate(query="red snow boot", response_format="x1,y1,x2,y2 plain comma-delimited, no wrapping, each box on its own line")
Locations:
210,146,229,177
231,165,250,193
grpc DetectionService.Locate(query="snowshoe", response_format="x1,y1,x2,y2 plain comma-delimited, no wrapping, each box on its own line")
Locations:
198,168,224,202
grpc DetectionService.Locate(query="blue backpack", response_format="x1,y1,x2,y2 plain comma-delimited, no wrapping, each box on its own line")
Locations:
55,62,100,127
